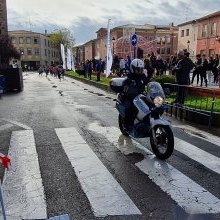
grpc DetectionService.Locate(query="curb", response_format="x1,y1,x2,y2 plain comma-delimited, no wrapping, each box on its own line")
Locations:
65,74,112,93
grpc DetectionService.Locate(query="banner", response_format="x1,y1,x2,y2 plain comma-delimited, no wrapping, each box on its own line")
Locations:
60,44,66,69
67,48,72,70
105,19,113,77
70,50,75,72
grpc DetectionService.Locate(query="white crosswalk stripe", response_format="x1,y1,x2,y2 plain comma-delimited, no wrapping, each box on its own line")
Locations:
0,124,13,132
55,127,142,217
174,137,220,175
88,122,220,214
2,130,47,220
1,126,220,219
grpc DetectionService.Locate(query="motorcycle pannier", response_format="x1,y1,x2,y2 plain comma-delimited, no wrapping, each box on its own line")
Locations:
110,77,126,93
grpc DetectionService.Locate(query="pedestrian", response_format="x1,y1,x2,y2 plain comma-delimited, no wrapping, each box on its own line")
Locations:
38,66,43,76
191,54,202,86
174,50,193,105
213,54,219,85
144,54,154,79
96,59,102,81
200,54,208,87
206,57,214,86
155,55,164,75
88,60,92,80
119,58,125,77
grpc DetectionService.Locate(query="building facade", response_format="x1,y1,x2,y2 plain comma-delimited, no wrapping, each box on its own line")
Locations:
178,11,220,59
0,0,8,37
9,30,60,70
196,11,220,57
74,24,178,64
178,22,198,60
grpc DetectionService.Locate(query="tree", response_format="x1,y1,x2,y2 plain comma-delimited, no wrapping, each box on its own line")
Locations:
49,28,75,48
0,36,20,68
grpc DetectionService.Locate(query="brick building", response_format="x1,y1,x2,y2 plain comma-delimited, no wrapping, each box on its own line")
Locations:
74,24,178,64
0,0,8,37
9,30,60,70
178,11,220,59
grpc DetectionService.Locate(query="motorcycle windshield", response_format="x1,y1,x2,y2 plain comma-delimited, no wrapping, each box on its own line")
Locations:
147,82,165,99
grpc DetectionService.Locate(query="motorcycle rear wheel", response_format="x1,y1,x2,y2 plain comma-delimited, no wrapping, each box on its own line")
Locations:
118,114,129,136
150,125,174,160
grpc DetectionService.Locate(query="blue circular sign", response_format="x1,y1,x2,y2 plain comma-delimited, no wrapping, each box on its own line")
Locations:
131,34,137,46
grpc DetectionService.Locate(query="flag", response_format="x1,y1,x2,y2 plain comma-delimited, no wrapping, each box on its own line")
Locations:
106,19,113,77
70,50,75,72
60,44,66,69
67,48,72,70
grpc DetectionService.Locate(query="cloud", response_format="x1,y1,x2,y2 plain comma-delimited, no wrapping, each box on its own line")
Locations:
6,0,220,44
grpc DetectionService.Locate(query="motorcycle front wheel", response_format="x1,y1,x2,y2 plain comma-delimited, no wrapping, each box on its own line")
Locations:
150,125,174,160
118,114,129,136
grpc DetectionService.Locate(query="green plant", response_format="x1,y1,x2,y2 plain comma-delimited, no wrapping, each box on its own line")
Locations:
152,75,176,86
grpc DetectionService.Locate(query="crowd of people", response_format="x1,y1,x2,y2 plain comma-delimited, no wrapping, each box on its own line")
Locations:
38,65,65,81
79,51,220,88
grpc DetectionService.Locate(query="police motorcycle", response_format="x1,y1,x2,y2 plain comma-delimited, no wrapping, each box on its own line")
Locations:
110,61,174,160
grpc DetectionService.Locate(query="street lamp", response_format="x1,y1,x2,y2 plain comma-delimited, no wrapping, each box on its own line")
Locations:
187,40,190,52
112,37,115,55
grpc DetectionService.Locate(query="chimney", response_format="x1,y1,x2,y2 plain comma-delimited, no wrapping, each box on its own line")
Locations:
45,29,47,36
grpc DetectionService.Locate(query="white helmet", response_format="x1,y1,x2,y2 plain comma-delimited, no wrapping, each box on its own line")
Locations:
130,58,144,74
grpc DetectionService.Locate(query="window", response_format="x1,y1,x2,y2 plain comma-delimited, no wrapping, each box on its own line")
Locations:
211,23,216,36
167,48,171,54
161,48,165,54
34,38,39,44
181,30,184,37
48,50,50,57
48,41,50,47
45,39,47,46
157,47,160,54
19,37,24,44
209,49,215,57
27,48,32,55
26,37,31,44
11,37,17,44
35,48,40,56
200,50,205,55
45,49,47,56
186,29,189,36
202,24,207,37
20,48,24,55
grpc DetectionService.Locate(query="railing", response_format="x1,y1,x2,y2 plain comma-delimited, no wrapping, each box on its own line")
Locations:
163,83,219,129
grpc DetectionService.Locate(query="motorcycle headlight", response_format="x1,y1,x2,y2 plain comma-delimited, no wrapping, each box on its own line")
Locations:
153,96,164,107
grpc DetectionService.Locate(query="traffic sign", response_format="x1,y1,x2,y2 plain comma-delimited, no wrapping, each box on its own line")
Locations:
131,34,138,46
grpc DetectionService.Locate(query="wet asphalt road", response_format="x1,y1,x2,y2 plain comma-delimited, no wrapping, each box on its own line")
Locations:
0,72,219,220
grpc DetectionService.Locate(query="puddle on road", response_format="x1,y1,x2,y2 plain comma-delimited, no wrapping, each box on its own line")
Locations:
87,121,151,157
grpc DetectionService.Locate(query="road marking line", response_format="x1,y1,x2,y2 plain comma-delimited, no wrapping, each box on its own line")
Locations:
2,118,32,130
175,137,220,175
172,124,220,147
0,124,13,131
2,130,47,219
88,122,220,214
55,127,141,217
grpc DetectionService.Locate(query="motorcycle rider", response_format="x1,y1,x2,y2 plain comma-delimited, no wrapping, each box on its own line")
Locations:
122,58,150,131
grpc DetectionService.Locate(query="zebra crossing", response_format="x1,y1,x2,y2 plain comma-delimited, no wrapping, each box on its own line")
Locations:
0,121,220,219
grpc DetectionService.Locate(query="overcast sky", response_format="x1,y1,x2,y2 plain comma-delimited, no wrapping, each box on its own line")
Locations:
7,0,220,45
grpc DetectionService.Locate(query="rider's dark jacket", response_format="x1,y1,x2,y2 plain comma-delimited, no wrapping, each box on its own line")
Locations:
123,72,150,99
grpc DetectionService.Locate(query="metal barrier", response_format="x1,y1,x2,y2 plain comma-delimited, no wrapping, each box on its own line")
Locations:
163,83,218,129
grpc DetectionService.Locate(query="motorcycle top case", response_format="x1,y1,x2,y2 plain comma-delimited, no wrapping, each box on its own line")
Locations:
110,77,127,93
